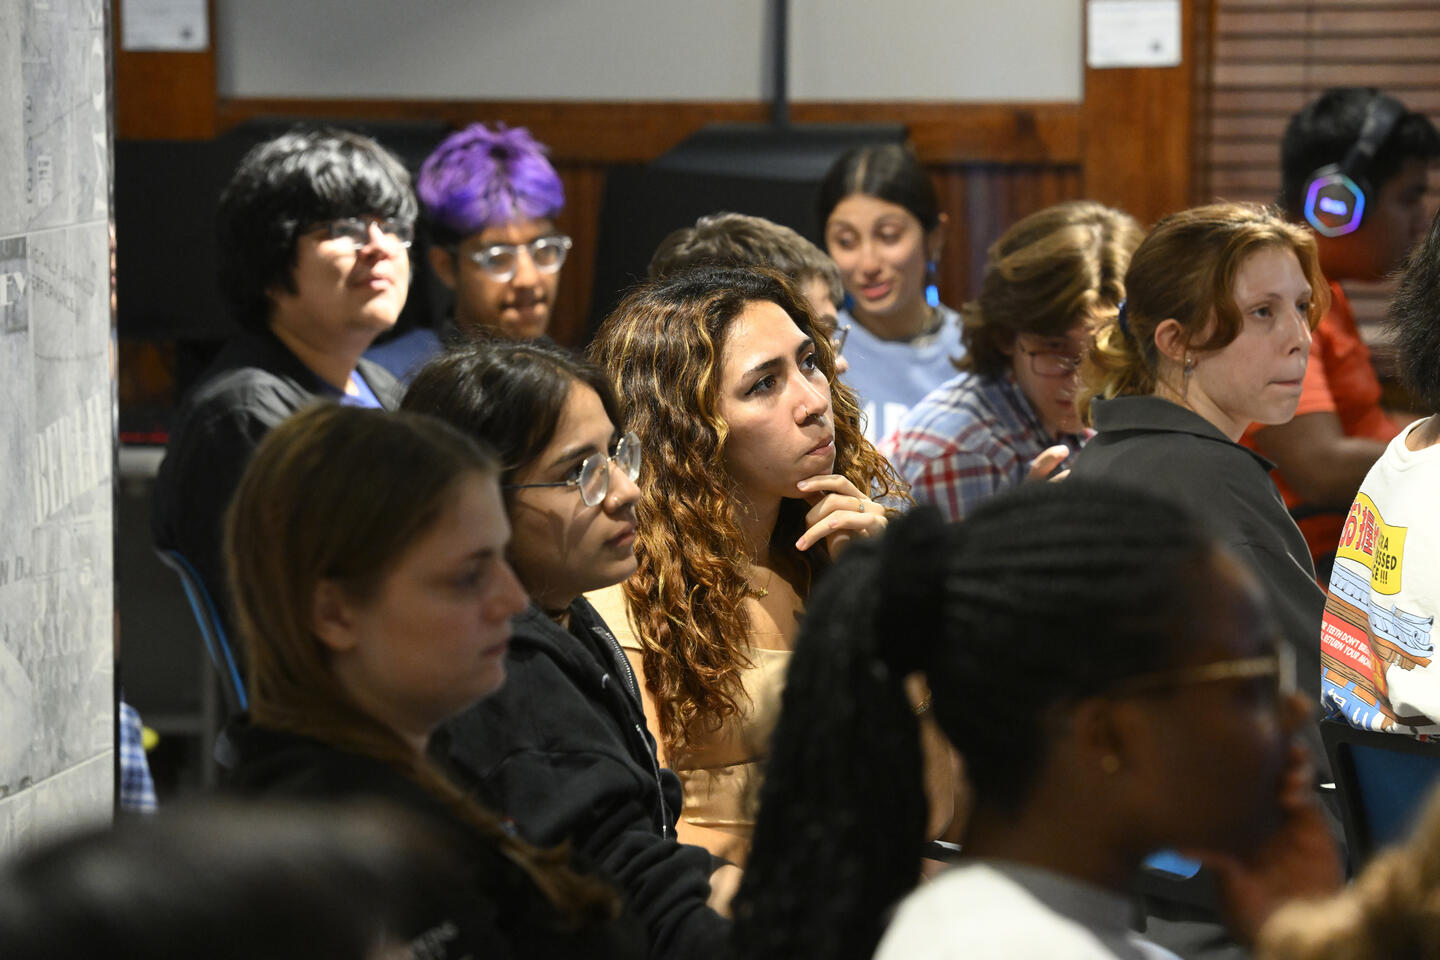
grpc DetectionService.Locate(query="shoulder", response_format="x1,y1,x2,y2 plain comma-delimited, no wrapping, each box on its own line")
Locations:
356,357,403,409
586,584,640,652
877,866,1111,960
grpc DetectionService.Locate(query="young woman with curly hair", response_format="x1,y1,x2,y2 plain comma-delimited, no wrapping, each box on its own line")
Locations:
587,266,925,866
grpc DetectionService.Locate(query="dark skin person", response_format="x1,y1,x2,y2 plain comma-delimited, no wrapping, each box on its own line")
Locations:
958,552,1341,943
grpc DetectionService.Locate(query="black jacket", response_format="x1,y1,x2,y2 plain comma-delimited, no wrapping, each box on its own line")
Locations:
151,329,400,626
1073,396,1328,773
226,722,647,960
439,599,730,960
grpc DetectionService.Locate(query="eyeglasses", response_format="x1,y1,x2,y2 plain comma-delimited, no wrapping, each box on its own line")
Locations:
504,432,640,507
316,217,414,251
462,234,573,282
1018,345,1084,379
1106,644,1296,700
833,323,852,356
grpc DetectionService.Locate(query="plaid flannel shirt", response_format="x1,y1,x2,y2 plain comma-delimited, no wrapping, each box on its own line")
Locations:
882,372,1088,522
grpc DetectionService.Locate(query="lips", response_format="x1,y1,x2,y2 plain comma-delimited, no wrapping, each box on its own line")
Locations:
805,436,835,458
606,524,636,548
860,281,893,301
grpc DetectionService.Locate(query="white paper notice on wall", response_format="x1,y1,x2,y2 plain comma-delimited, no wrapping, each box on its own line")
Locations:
1087,0,1181,68
121,0,209,51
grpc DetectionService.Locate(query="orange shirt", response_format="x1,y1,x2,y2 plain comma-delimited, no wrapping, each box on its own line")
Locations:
1241,282,1399,567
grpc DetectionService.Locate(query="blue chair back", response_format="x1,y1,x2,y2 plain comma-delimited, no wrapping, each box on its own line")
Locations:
156,549,248,715
1321,716,1440,870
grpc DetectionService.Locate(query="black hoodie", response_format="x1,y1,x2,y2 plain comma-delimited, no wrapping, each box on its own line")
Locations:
438,599,731,960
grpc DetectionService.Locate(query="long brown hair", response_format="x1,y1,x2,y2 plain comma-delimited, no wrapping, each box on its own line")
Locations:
225,403,617,923
589,267,907,753
1080,202,1329,419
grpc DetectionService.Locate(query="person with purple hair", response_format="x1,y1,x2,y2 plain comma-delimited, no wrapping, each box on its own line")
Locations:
366,123,570,378
425,123,570,338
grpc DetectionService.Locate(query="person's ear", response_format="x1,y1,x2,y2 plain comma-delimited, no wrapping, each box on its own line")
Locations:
312,579,360,653
927,212,949,262
429,245,458,292
1067,695,1154,781
1152,318,1190,368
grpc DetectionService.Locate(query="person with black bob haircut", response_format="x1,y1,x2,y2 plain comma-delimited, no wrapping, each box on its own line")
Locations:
733,480,1339,960
402,337,735,958
152,127,416,633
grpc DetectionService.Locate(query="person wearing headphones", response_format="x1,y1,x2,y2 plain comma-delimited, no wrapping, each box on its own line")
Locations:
1243,89,1438,582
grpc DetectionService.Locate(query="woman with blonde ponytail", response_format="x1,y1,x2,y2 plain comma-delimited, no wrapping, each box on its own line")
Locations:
1072,202,1331,750
223,403,644,959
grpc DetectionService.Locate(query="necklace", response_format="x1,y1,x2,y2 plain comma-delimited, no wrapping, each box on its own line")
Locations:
749,566,776,599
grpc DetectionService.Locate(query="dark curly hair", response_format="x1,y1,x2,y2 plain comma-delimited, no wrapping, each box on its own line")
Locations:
589,266,908,755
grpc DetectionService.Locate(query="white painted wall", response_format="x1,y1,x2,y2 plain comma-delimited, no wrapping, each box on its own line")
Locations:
215,0,1082,102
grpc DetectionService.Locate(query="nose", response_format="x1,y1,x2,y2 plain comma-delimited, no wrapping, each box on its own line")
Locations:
360,221,398,259
487,558,530,621
510,244,541,287
603,459,641,513
792,370,831,424
1289,304,1313,353
1279,691,1312,735
855,239,881,276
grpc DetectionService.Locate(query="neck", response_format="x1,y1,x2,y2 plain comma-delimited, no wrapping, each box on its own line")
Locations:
1151,372,1242,442
962,800,1142,895
733,493,782,564
853,297,935,343
1407,415,1440,451
269,319,368,393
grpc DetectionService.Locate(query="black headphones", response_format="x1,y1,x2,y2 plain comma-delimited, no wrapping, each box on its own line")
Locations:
1302,95,1405,238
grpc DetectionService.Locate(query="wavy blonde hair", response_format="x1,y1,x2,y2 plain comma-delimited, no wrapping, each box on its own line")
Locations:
226,403,618,925
589,267,908,753
1079,202,1329,420
958,201,1144,378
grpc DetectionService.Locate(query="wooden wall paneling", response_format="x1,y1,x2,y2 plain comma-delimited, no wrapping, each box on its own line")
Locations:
929,167,972,310
215,100,1083,167
112,0,216,139
1082,0,1198,227
551,163,607,347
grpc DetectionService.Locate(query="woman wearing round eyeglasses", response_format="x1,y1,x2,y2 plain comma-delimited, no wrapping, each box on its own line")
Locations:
884,202,1143,522
401,339,736,960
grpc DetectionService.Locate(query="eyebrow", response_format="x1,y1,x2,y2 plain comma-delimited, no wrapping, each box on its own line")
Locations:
545,442,600,471
740,337,816,380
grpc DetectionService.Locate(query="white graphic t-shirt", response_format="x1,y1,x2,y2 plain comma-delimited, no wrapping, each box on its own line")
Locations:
1321,418,1440,736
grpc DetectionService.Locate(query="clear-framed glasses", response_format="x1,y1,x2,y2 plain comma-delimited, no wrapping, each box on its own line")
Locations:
1105,643,1296,701
1018,345,1084,379
463,234,573,281
832,322,853,356
504,431,640,507
316,217,414,250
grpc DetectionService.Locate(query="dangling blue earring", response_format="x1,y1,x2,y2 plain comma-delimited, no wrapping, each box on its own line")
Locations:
925,260,940,308
842,291,855,313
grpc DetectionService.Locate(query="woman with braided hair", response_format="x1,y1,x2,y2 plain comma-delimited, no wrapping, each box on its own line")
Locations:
587,266,946,868
733,479,1339,960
